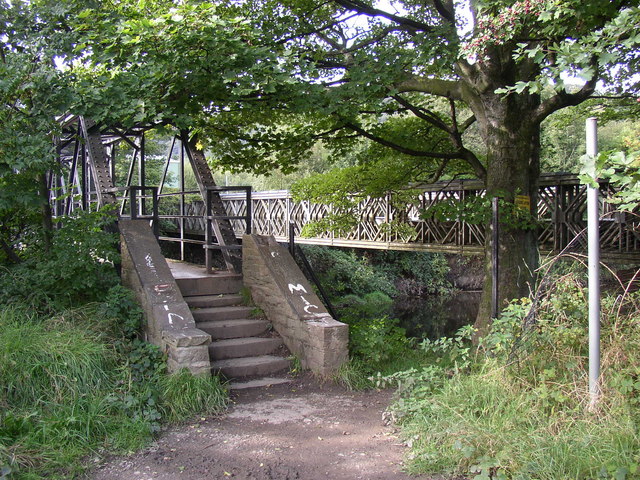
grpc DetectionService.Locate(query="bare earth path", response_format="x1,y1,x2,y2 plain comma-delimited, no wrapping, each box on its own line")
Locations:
90,374,432,480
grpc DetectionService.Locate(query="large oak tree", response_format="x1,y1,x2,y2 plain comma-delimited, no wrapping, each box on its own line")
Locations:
230,0,640,328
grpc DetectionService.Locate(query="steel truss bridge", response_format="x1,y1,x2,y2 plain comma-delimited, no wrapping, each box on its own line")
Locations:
51,117,640,263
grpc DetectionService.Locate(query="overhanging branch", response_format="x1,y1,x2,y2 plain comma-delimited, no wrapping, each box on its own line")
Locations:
333,0,434,33
395,76,463,100
344,121,463,160
534,63,599,123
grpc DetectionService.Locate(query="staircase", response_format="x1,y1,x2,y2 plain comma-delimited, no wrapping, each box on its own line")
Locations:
169,261,291,389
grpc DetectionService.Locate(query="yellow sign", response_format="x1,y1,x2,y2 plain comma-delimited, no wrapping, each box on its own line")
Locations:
515,195,531,212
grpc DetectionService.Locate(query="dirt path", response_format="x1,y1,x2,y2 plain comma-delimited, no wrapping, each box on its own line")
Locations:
90,374,432,480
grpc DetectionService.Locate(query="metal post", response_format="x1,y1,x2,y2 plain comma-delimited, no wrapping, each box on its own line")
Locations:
180,139,185,261
139,134,146,216
151,187,159,238
205,188,212,274
491,197,499,318
586,117,601,406
246,187,252,235
130,187,137,220
289,222,295,257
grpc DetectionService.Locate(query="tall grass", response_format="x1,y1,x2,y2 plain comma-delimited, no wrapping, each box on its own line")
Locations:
0,302,228,479
0,306,146,478
390,268,640,479
158,369,228,422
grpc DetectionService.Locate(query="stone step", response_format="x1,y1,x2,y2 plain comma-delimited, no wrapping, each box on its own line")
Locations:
192,305,255,322
197,318,270,339
183,294,244,309
211,355,290,379
210,337,283,360
229,377,292,390
174,274,243,296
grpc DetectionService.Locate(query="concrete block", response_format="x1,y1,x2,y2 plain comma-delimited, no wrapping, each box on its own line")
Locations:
119,219,212,374
242,234,348,375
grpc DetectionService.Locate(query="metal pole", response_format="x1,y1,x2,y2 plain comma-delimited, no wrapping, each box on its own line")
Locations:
586,117,601,406
289,222,295,257
491,197,499,318
246,187,252,235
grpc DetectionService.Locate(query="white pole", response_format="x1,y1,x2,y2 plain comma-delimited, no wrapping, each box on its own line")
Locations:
586,117,601,407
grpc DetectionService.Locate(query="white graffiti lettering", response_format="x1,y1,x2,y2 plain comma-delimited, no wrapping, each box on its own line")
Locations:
167,312,184,325
288,283,308,294
303,304,319,314
300,296,312,306
145,253,156,272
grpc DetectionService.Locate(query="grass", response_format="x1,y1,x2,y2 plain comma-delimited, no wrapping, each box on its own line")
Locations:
158,369,228,422
398,366,639,479
387,274,640,480
0,303,229,479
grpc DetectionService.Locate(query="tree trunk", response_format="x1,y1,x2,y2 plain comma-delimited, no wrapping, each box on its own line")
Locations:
472,98,541,336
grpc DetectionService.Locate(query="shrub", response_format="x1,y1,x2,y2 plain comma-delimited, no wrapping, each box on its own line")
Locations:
388,271,640,480
0,208,120,312
302,245,396,298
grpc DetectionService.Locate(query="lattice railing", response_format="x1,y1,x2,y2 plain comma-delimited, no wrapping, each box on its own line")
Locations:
162,175,640,257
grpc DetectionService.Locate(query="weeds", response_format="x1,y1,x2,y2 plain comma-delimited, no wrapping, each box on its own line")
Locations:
0,297,228,479
387,265,640,479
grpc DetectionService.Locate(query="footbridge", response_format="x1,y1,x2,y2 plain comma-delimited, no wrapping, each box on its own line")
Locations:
215,179,640,260
51,117,640,262
49,117,639,377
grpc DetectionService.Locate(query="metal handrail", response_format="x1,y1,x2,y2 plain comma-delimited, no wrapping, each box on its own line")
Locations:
126,186,159,237
205,186,252,272
287,222,340,321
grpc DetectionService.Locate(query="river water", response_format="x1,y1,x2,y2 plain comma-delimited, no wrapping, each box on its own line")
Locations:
392,291,481,340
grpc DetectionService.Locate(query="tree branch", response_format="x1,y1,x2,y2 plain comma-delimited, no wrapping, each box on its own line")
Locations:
394,76,463,100
333,0,434,33
460,115,476,132
344,121,463,160
533,75,598,124
391,94,452,133
433,0,455,25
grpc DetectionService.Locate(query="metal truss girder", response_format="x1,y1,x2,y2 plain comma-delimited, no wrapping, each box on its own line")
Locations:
79,117,117,206
181,132,242,273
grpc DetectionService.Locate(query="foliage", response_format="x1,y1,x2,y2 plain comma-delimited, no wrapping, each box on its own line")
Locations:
348,315,414,366
158,370,228,423
581,149,640,211
374,250,452,296
0,305,151,478
98,285,144,341
0,208,120,312
301,246,397,299
540,99,640,173
386,268,640,479
302,245,452,301
0,234,228,479
0,297,229,479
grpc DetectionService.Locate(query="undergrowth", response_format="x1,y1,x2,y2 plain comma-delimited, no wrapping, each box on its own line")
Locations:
303,246,451,390
0,210,228,479
381,266,640,480
0,292,228,479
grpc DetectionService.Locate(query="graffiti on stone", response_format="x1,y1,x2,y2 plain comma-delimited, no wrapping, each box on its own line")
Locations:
287,283,320,315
